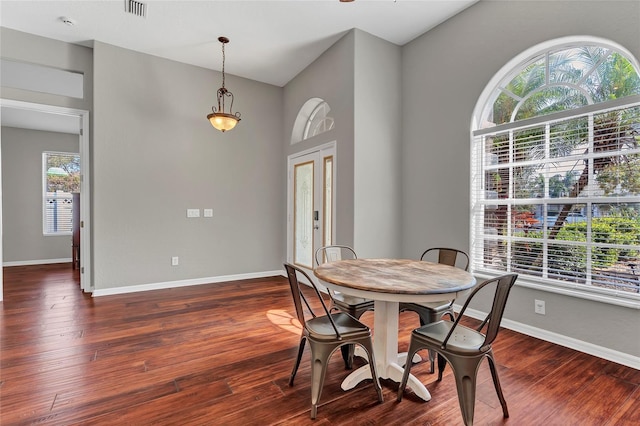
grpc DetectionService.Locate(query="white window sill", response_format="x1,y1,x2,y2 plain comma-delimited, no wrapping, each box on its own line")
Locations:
472,270,640,310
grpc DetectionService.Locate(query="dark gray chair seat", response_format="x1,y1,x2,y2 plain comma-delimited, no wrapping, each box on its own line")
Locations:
399,247,470,372
314,245,374,369
284,263,383,419
397,273,518,426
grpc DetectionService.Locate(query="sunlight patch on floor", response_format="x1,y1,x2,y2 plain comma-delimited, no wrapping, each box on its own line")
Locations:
266,309,302,335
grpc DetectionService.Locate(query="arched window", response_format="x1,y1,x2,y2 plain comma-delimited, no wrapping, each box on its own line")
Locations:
291,98,335,144
471,37,640,301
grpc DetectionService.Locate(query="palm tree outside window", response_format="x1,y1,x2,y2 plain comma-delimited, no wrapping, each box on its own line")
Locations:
471,40,640,299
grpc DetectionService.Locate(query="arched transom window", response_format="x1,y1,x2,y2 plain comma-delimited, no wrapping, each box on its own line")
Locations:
471,38,640,301
291,98,335,144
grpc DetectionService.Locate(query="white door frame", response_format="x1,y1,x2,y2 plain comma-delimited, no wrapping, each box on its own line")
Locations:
0,99,92,299
286,141,336,271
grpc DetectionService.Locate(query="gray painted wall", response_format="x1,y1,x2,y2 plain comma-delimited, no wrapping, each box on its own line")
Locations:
92,42,284,290
401,0,640,358
1,127,78,262
283,30,402,258
353,30,402,258
0,28,92,112
283,31,356,249
1,29,285,291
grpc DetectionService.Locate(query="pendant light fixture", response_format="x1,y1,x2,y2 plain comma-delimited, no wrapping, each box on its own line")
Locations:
207,36,241,132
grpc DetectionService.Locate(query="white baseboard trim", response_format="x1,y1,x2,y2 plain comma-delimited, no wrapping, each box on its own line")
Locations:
462,306,640,370
92,270,285,297
3,258,72,267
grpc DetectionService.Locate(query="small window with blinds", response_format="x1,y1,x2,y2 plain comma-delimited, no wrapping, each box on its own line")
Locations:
43,152,80,235
471,42,640,300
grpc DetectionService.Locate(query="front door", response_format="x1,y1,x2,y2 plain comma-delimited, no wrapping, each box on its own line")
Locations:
287,143,335,271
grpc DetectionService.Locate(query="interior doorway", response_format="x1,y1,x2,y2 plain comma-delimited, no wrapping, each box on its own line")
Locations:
287,142,336,273
0,99,91,300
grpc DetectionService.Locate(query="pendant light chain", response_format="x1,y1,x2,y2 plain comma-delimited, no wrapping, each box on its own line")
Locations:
221,41,226,89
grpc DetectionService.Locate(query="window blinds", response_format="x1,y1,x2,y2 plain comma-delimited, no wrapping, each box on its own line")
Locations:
471,100,640,297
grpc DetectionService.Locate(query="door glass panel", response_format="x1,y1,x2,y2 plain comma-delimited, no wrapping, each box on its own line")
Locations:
294,161,314,268
323,156,333,247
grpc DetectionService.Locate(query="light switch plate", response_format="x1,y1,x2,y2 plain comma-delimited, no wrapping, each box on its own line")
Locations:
187,209,200,218
204,208,213,217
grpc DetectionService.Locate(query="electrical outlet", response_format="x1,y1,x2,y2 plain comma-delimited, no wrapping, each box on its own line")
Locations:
534,299,545,315
171,256,179,266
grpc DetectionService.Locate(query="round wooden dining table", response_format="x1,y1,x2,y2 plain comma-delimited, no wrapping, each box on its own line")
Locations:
314,258,476,401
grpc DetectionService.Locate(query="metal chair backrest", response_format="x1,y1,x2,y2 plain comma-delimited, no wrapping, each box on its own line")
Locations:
284,263,341,338
315,245,357,267
420,247,469,271
442,274,518,352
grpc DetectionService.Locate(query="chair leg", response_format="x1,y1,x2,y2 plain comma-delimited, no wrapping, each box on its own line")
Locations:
397,338,421,401
448,355,481,426
487,351,509,418
309,343,333,420
428,350,436,374
310,358,325,420
437,353,447,381
358,339,383,403
341,344,354,369
289,337,306,386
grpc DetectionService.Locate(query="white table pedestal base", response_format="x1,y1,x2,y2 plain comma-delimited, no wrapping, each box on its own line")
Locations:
340,362,431,401
340,300,431,401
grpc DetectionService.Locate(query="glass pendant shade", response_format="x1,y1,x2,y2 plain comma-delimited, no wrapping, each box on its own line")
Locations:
208,112,239,132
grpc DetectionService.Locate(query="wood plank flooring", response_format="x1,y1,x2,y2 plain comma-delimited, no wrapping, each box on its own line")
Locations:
1,263,639,425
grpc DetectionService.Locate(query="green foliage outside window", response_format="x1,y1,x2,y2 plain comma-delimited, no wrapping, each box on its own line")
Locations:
46,154,80,193
513,217,640,274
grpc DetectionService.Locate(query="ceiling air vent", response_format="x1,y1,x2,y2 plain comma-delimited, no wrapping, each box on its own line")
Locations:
125,0,147,18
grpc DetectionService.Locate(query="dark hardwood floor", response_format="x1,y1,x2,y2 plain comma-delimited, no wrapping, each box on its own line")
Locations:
1,264,638,425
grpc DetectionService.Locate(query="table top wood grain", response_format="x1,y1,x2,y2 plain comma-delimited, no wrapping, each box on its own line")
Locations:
314,258,476,296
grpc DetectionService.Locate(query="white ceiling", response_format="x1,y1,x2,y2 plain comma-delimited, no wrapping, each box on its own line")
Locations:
0,0,477,134
0,0,477,87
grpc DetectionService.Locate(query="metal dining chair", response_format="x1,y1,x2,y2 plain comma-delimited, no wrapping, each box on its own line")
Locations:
397,273,518,426
284,263,383,419
399,247,470,373
314,245,375,369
